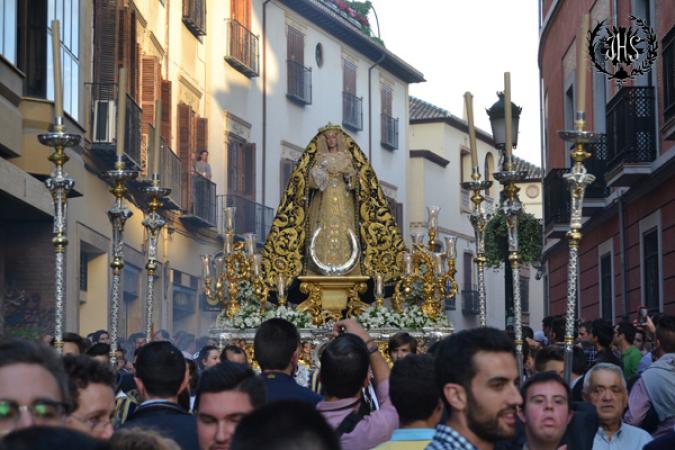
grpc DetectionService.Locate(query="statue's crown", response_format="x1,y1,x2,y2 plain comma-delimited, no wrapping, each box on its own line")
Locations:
318,123,341,133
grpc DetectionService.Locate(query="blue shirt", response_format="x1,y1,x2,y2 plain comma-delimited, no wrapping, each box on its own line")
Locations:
425,425,477,450
592,422,652,450
261,371,322,406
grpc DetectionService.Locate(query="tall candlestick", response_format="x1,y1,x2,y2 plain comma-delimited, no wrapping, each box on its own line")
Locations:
51,21,63,121
375,273,384,298
224,207,236,233
504,72,513,161
576,14,590,116
116,68,127,158
153,99,162,174
464,92,479,171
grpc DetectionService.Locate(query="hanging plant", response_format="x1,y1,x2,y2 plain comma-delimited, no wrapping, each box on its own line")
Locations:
484,210,542,268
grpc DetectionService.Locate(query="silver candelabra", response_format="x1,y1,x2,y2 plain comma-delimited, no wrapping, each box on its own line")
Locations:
106,158,138,366
461,168,492,327
38,118,80,354
494,158,527,381
559,112,599,384
142,175,170,339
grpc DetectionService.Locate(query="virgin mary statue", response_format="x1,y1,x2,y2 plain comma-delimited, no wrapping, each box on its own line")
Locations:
261,125,405,291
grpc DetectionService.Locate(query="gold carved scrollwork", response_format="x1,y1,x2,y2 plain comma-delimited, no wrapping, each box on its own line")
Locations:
261,126,405,291
298,282,325,326
346,281,369,318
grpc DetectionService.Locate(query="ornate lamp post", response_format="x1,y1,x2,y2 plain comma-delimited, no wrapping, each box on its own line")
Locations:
488,75,526,380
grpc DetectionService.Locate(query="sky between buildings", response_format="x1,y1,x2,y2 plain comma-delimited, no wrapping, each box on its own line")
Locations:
370,0,542,165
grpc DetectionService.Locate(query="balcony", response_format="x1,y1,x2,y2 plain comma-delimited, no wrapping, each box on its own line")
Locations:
544,169,570,238
225,19,259,78
342,91,363,131
143,135,183,210
89,83,142,170
462,289,480,315
287,60,312,105
217,194,274,244
182,0,206,37
381,113,399,150
181,172,216,228
606,86,656,186
584,134,609,199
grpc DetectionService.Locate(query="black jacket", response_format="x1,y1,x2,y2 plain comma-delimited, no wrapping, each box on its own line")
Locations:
121,400,199,450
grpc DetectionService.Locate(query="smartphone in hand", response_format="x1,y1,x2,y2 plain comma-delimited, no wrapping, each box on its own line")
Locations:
639,307,649,326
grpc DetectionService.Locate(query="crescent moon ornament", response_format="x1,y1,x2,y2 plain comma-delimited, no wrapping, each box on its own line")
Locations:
309,226,360,276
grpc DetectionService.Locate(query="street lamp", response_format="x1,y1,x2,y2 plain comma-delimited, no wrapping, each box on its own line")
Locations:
486,92,522,151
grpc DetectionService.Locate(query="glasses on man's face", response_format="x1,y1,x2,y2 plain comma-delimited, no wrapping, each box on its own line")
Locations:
69,413,114,432
0,399,66,429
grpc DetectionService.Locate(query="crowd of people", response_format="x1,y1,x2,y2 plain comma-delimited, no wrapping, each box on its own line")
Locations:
1,313,675,450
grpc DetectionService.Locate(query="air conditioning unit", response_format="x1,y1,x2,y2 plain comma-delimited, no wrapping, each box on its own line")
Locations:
93,100,116,143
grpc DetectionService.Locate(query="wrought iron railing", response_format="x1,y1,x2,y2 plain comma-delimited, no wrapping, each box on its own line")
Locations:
182,0,206,36
225,19,259,77
606,86,656,172
462,289,480,315
287,60,312,105
585,133,609,198
342,91,363,131
89,82,142,169
544,169,571,227
217,194,274,243
190,172,216,226
159,139,183,209
381,113,399,149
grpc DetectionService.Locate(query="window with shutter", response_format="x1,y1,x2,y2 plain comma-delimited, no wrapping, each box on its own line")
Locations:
196,118,208,152
280,158,296,193
178,103,194,210
92,0,118,99
287,26,304,64
227,139,256,200
231,0,251,28
161,80,172,141
141,56,160,135
381,84,392,116
343,60,356,95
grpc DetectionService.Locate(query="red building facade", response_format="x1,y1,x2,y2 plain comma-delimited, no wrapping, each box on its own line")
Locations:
540,0,675,322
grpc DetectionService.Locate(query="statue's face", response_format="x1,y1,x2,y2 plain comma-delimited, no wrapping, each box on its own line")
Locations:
325,132,338,150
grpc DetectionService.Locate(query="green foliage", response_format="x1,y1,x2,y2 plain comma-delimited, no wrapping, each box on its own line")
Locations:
484,210,542,268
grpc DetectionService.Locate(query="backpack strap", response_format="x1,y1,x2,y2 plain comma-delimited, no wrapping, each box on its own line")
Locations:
335,399,371,437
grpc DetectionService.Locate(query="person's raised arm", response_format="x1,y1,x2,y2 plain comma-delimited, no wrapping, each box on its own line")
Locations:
333,319,390,385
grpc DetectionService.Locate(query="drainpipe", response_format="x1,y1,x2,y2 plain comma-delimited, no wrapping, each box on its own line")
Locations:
262,0,272,208
368,52,386,162
618,190,628,319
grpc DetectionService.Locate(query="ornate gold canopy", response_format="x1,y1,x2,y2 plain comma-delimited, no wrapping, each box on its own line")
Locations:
260,125,405,292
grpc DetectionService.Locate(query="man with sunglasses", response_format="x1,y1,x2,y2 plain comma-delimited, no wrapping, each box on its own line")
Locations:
63,354,115,439
0,339,71,436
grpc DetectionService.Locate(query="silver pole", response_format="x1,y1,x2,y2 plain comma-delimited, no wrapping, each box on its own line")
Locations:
106,158,137,366
38,117,80,354
559,112,599,384
142,175,170,341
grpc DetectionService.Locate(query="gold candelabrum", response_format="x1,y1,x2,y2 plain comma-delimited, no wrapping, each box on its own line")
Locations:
559,112,599,383
460,168,493,327
38,117,80,354
106,157,138,366
202,208,269,319
493,156,527,381
393,207,458,319
142,175,170,340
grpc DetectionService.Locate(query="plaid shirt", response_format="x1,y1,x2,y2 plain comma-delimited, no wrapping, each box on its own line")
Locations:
425,425,477,450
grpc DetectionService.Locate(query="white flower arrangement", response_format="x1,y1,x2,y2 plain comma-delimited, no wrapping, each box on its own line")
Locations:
217,303,315,330
356,304,450,330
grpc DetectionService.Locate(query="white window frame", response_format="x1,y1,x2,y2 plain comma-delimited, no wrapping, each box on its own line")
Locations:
0,0,17,64
597,238,615,323
639,210,663,312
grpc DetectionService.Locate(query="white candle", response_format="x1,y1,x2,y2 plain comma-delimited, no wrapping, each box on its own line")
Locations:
116,68,127,158
433,254,443,275
201,255,211,278
464,92,479,171
224,233,234,255
153,99,162,174
504,72,513,161
277,275,286,297
403,252,412,275
375,273,384,297
445,235,457,260
224,207,236,232
51,20,63,121
427,206,440,230
577,14,590,115
244,233,257,256
253,254,262,277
